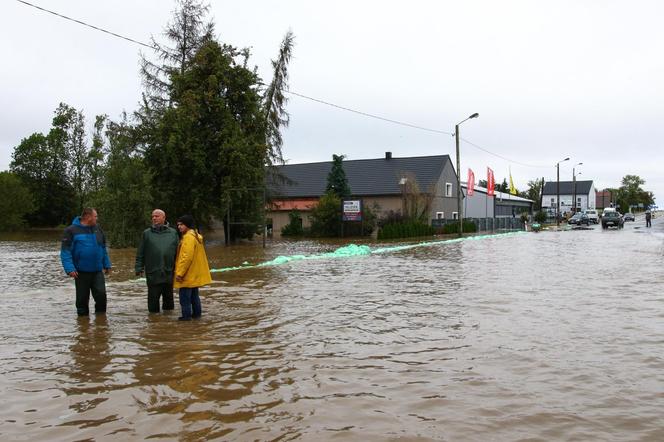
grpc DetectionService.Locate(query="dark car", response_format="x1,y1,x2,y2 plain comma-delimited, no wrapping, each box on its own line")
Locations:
623,212,635,222
568,212,590,225
602,211,624,229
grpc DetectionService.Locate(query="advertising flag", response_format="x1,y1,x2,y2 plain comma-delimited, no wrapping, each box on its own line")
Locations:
509,167,517,195
467,168,475,196
487,167,495,196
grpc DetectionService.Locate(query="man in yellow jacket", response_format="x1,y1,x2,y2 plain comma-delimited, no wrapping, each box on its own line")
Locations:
174,215,212,321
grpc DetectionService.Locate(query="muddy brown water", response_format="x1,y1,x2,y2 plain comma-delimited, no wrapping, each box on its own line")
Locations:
1,218,663,441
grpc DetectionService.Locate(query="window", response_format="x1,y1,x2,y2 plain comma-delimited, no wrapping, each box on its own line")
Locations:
445,183,453,197
550,198,555,205
436,212,444,219
577,198,582,207
452,212,458,220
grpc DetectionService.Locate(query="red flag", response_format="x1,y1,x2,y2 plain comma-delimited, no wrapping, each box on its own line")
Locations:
467,168,475,196
487,167,495,196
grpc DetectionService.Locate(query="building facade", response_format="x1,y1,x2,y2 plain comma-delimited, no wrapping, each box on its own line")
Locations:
267,153,459,236
541,180,597,215
462,184,534,219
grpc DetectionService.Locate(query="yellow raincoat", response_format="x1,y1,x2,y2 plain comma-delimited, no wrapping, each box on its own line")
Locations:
173,229,212,289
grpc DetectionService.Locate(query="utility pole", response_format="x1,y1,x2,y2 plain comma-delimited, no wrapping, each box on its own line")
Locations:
455,124,462,237
454,113,479,237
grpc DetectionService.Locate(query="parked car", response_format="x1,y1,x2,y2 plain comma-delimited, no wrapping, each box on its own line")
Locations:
584,209,599,224
623,212,635,222
568,212,590,225
602,211,624,229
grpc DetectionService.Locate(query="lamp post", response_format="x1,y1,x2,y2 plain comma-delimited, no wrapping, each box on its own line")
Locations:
572,162,583,214
556,157,569,227
399,177,407,216
455,112,479,237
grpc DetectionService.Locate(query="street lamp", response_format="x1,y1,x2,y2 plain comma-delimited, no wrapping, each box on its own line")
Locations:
556,157,569,227
572,162,583,214
399,177,408,216
454,112,479,237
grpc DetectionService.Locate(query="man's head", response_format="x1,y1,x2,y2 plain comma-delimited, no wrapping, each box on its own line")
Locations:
152,209,166,226
81,208,98,226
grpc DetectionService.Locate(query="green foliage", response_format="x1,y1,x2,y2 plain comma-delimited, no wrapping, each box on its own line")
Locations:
88,114,108,194
10,129,75,227
8,1,295,245
534,211,547,223
525,178,544,210
0,172,34,231
145,40,267,236
140,0,215,110
264,30,294,166
614,175,654,213
90,115,152,248
378,221,435,240
281,210,304,236
308,191,342,237
439,220,477,235
326,154,351,198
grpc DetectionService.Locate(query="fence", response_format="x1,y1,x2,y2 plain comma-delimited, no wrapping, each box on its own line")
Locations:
432,217,526,233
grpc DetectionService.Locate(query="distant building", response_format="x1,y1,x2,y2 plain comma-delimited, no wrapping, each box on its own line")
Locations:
596,190,615,209
542,180,596,214
461,184,534,219
266,153,460,236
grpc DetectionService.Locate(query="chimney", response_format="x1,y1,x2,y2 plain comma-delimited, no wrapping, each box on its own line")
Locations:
385,151,392,160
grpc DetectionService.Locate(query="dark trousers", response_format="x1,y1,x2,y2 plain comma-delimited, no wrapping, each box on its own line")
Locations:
75,271,107,316
148,283,174,313
178,287,202,319
646,218,652,227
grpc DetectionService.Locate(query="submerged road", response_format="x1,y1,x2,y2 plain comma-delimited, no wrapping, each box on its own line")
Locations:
0,216,663,440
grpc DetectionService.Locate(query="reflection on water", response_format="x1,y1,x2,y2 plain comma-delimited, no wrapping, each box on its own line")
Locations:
1,220,664,440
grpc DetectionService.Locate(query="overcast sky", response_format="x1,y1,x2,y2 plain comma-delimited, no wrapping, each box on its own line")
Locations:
3,0,663,203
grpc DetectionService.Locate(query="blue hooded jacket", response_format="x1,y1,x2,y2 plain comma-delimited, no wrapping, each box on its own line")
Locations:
60,217,112,274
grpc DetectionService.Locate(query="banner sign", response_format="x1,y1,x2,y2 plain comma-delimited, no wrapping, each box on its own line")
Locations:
342,199,363,221
467,168,475,196
487,167,495,197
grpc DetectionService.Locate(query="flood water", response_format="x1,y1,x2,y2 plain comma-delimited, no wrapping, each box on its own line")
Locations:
1,217,663,441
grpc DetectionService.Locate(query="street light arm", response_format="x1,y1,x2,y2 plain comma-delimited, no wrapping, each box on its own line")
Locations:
456,113,480,127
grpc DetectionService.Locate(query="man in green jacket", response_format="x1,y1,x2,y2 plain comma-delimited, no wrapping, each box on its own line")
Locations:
135,209,180,313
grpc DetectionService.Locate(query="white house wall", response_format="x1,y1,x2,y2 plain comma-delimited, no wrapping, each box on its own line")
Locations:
543,190,597,212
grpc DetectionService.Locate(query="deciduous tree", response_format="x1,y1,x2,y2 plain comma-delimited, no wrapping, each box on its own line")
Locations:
0,172,34,231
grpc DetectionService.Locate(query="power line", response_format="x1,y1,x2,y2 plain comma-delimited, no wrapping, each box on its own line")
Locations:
460,137,549,169
15,0,156,50
286,91,452,136
15,0,548,169
289,91,548,168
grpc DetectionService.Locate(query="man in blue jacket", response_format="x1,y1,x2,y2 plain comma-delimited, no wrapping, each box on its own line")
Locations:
60,208,112,316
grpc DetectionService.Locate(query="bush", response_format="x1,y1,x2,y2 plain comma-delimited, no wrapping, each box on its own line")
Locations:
377,221,435,240
534,211,547,223
308,192,342,237
439,220,477,234
281,210,304,236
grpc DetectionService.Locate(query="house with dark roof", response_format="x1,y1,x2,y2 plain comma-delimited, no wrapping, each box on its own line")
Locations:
542,180,596,215
266,152,459,235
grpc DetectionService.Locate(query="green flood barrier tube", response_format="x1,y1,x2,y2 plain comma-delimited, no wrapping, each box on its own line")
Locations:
210,231,525,273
